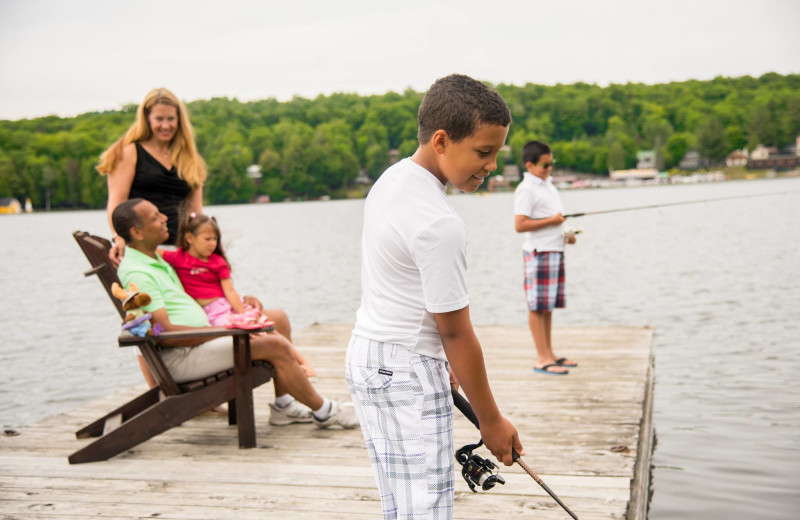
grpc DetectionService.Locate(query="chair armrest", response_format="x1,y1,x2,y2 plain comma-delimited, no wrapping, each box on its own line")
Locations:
118,325,274,347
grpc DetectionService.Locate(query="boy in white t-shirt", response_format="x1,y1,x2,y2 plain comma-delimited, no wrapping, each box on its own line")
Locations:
513,140,578,376
346,74,524,520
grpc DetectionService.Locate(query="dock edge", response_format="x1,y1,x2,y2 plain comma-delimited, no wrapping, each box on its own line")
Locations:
627,326,655,520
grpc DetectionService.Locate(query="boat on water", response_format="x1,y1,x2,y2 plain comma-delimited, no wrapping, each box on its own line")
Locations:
0,197,23,214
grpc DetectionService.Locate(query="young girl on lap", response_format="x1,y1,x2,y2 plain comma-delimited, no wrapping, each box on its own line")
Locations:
161,212,316,376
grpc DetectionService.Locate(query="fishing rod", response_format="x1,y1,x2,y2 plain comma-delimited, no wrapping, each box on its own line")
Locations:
450,387,580,520
563,191,792,218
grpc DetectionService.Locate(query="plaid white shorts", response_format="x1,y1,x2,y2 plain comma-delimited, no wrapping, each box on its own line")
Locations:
346,334,454,520
523,250,566,311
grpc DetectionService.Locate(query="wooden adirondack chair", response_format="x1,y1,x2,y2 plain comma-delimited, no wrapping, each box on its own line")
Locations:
69,231,275,464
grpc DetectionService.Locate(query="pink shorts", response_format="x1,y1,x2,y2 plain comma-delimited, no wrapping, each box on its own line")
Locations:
203,297,244,326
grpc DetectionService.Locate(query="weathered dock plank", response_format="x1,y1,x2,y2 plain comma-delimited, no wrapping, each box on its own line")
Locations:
0,324,653,519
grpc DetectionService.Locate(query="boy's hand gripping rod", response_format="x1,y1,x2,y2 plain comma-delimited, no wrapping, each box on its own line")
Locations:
451,387,580,520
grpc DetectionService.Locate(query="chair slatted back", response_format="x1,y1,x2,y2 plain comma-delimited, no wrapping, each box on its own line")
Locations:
73,232,125,318
73,231,181,395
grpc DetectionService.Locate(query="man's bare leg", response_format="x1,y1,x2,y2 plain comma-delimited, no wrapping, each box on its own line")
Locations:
265,307,315,376
138,355,158,388
252,332,324,410
265,308,292,342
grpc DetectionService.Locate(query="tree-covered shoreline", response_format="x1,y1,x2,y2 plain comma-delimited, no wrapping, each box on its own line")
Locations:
1,73,798,209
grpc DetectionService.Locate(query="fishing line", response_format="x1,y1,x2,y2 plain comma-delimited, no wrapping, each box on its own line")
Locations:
564,190,795,218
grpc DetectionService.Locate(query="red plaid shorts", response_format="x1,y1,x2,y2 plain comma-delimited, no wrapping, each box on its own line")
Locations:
523,251,565,311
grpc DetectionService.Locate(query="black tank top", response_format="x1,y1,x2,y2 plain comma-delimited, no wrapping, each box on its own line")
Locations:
130,142,192,244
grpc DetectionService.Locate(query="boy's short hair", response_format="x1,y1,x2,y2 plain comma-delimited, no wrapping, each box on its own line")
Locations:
417,74,511,144
112,198,145,243
521,140,552,165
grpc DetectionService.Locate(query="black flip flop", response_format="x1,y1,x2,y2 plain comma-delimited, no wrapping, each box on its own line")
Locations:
533,363,569,375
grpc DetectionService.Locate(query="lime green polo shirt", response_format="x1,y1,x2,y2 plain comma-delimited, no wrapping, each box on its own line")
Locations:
117,246,210,328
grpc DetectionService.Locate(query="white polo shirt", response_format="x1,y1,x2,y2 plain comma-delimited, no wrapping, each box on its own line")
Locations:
513,172,566,252
353,158,470,361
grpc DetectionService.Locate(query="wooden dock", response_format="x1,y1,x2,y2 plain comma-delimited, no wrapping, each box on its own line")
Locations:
0,324,653,519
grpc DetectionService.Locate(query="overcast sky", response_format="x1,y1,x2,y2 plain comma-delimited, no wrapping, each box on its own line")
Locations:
1,0,798,121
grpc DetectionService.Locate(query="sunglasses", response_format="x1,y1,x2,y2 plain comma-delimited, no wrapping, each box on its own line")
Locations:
540,160,556,169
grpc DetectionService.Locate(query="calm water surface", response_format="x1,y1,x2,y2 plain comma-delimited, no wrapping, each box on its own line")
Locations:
1,177,799,519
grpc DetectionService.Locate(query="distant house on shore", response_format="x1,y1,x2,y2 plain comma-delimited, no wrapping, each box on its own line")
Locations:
0,197,23,215
748,137,800,170
726,149,749,167
609,168,659,182
678,150,708,170
559,174,584,189
748,154,800,170
503,163,521,183
487,175,511,192
750,145,777,160
636,150,656,169
354,168,372,184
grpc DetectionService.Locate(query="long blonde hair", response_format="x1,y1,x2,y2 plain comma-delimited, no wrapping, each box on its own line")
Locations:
96,87,207,190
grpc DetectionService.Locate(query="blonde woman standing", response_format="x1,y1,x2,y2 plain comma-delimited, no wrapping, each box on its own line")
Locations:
97,87,207,389
97,87,206,267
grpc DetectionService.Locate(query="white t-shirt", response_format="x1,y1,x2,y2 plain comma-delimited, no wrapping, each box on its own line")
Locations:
513,172,566,253
353,158,470,361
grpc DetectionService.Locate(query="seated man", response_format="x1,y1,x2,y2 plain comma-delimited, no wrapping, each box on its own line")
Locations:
113,197,357,429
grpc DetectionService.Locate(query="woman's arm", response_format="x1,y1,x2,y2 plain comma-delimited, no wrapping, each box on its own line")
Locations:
220,278,246,314
186,186,204,215
107,143,137,266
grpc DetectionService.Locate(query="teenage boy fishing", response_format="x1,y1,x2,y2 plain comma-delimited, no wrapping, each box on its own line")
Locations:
514,140,578,376
346,74,524,519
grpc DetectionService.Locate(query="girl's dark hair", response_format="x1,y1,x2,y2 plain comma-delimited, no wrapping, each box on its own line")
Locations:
177,212,229,265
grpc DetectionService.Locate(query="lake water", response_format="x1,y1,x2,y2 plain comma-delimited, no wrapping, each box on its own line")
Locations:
1,177,799,519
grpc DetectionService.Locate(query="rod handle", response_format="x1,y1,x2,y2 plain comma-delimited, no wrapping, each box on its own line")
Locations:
512,448,521,462
450,387,480,428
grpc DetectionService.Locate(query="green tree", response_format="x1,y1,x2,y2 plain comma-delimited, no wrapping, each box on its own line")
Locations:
604,116,636,171
643,115,674,170
664,132,696,169
280,123,316,198
607,142,626,172
696,118,728,163
0,150,23,199
247,127,276,162
257,148,287,201
205,128,255,203
725,125,747,152
356,116,390,179
3,73,800,204
397,138,418,159
309,120,360,193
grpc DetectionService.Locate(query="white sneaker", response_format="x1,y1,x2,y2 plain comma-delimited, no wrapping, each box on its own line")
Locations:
313,400,359,429
269,399,313,425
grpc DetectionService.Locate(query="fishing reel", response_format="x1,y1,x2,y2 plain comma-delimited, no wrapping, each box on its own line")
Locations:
455,439,505,492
